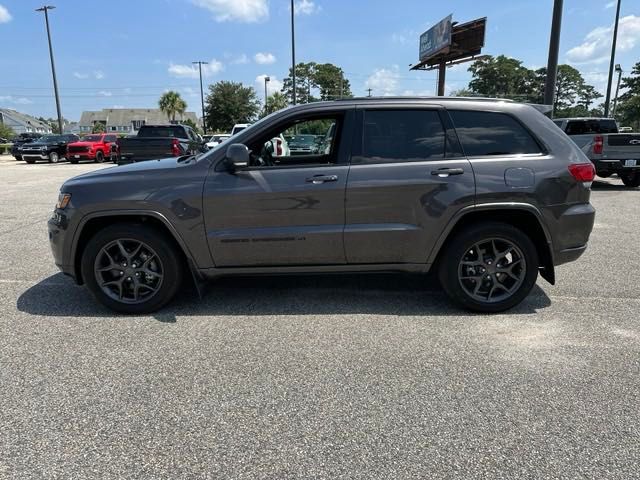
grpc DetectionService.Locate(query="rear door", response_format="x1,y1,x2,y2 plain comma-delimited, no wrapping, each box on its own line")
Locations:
344,106,475,264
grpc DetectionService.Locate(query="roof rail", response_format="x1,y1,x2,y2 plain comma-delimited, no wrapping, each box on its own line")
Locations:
336,96,515,103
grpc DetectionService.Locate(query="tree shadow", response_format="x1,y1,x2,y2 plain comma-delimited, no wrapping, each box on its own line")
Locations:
17,272,552,322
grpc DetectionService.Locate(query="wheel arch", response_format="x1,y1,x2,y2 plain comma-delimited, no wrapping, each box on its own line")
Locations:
429,204,555,285
71,211,197,285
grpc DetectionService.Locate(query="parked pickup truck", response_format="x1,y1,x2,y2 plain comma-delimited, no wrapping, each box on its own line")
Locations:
67,133,118,164
112,124,205,164
554,117,640,187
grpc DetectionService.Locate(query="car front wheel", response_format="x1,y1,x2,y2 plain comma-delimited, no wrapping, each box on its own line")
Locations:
49,152,59,163
438,222,539,313
95,151,104,163
81,224,184,314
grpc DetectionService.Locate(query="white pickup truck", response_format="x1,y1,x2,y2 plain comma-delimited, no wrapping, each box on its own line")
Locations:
554,117,640,188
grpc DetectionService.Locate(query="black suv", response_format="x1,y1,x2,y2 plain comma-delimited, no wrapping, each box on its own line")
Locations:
10,133,43,160
21,134,79,163
49,98,596,314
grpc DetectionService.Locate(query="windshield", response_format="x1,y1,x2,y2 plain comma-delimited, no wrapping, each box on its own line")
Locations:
138,126,186,138
83,135,102,142
38,135,62,143
289,135,316,145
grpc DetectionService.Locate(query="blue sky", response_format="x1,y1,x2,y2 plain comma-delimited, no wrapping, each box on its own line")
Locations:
1,0,639,121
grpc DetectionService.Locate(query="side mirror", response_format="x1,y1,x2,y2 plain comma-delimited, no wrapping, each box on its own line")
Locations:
225,143,249,170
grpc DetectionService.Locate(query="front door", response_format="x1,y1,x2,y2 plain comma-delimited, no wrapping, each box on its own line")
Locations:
344,107,475,264
203,110,353,267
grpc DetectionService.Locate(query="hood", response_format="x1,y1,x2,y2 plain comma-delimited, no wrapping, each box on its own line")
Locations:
63,156,200,187
68,141,98,147
27,141,63,147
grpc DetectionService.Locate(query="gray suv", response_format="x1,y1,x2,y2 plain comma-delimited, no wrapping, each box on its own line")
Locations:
48,98,596,314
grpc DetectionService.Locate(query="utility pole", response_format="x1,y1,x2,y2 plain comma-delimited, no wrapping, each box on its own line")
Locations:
604,0,622,117
264,76,270,115
612,64,623,117
290,0,297,105
36,5,63,134
192,61,208,134
544,0,564,113
367,88,373,97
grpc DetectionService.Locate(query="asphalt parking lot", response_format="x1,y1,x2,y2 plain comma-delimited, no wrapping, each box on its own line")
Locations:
0,155,639,479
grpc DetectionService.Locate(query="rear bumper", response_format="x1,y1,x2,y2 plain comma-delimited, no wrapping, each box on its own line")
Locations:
593,159,640,174
552,203,596,266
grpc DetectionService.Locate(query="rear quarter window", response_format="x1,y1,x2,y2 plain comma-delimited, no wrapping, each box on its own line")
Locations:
448,110,543,157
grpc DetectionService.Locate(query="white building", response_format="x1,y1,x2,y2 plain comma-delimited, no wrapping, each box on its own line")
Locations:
78,108,199,134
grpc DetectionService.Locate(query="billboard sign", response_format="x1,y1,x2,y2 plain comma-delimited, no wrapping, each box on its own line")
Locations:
419,14,453,62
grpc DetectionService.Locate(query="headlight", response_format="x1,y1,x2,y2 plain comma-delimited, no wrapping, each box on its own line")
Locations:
56,193,71,209
41,146,47,151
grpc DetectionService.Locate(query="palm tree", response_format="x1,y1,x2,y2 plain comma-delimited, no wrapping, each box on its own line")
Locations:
159,91,188,122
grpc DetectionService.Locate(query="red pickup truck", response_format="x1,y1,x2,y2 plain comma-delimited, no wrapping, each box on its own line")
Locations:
67,134,118,163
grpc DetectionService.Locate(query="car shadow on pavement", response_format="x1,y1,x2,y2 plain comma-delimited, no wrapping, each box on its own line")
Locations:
17,272,552,322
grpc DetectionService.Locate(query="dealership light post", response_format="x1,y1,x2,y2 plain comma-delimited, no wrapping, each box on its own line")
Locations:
544,0,563,112
604,0,622,117
36,5,63,134
612,64,623,117
193,61,208,134
290,0,296,105
264,76,270,115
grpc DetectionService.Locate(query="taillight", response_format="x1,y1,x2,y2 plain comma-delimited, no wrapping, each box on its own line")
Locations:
593,135,603,155
171,138,180,156
568,163,595,182
276,138,282,156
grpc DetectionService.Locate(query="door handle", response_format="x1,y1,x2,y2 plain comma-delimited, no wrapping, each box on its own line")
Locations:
306,174,338,184
431,168,465,177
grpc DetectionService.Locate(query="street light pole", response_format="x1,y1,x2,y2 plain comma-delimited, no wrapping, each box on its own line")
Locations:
604,0,622,117
290,0,296,105
544,0,564,114
612,64,623,117
264,76,270,115
192,61,208,134
36,5,63,134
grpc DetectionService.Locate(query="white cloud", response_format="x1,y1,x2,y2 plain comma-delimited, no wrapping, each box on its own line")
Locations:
365,67,400,96
191,0,268,23
254,52,276,65
255,75,284,97
94,70,105,80
0,95,33,105
168,59,224,78
294,0,321,15
74,70,105,80
111,105,125,109
98,91,113,97
566,15,640,64
605,1,616,8
0,4,11,23
73,72,89,79
232,54,249,65
181,87,199,97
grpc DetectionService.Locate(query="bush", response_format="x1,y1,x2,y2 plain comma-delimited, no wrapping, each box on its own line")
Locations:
0,143,13,155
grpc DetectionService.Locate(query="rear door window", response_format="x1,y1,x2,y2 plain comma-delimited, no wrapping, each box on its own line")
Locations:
565,120,618,135
361,109,445,163
449,110,543,156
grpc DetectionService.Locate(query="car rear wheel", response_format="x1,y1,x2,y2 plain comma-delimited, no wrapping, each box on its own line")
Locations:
49,152,59,163
621,172,640,188
438,222,539,313
95,151,104,163
81,224,184,314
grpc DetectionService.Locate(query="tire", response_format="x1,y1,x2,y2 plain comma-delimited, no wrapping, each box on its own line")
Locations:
81,223,184,314
49,151,59,163
438,222,539,313
621,172,640,188
95,151,104,163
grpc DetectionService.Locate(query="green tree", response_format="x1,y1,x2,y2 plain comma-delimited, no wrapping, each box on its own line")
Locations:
578,84,603,111
468,55,537,99
0,122,16,140
265,92,289,115
180,118,201,134
617,62,640,129
92,122,106,134
158,91,187,122
281,62,352,103
205,81,260,133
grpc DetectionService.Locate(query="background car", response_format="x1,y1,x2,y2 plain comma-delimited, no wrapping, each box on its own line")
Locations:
67,133,118,164
20,134,78,163
10,133,43,160
205,134,231,149
288,134,320,155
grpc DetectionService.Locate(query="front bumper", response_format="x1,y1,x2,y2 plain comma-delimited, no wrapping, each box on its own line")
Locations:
48,210,77,281
69,153,96,160
22,153,49,160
